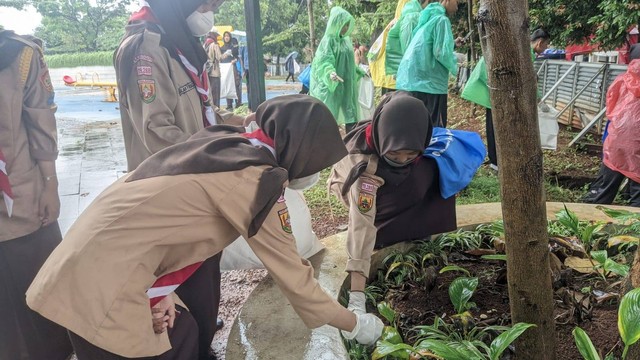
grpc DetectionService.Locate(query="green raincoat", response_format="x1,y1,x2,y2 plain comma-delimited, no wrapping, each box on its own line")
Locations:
310,6,365,125
396,2,457,95
385,0,422,76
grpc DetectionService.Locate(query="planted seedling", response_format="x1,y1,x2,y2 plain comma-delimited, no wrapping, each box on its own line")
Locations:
449,277,478,315
590,250,630,281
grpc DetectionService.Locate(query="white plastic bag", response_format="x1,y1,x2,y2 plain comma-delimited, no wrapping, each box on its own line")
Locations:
219,63,237,100
293,59,301,74
358,74,375,120
220,188,324,271
538,103,559,150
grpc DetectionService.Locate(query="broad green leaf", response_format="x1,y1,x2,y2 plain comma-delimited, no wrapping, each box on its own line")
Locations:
372,340,413,360
449,277,479,314
556,205,581,235
488,323,536,360
572,327,601,360
380,326,403,344
377,301,396,324
415,339,479,360
439,265,471,277
604,258,629,277
481,254,507,261
608,236,640,247
597,206,640,224
385,262,404,280
590,250,608,265
619,288,640,347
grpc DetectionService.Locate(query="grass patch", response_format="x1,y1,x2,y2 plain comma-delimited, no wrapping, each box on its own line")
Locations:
45,51,114,69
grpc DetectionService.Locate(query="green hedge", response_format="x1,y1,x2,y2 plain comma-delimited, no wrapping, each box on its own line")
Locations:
44,51,114,69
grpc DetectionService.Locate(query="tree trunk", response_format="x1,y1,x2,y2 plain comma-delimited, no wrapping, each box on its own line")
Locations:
477,1,556,359
467,0,475,62
307,0,316,58
276,54,281,76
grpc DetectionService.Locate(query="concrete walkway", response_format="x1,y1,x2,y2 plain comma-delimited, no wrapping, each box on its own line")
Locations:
225,202,640,360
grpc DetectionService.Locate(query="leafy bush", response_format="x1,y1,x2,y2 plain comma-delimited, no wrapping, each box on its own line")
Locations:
45,51,114,68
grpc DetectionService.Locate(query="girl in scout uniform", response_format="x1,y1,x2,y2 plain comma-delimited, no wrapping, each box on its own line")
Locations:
328,91,457,315
26,95,384,359
114,1,240,358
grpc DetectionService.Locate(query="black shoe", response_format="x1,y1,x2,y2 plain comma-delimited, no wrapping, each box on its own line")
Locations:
216,318,224,330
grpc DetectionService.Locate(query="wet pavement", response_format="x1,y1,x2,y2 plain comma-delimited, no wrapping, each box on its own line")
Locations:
53,76,300,235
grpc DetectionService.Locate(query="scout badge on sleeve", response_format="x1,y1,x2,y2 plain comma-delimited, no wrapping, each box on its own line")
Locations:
358,192,374,213
138,79,156,103
278,208,292,233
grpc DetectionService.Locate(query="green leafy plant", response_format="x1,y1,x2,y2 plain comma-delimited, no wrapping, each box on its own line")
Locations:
555,205,606,252
414,316,511,344
440,265,471,277
598,206,640,235
437,230,484,253
449,277,479,314
573,288,640,359
481,255,507,261
590,250,630,280
412,323,536,360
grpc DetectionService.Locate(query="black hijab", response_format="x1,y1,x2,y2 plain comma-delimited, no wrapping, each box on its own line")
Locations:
128,95,347,236
341,91,432,193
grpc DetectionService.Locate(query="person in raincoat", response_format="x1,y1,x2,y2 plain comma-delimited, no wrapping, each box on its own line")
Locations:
310,6,366,132
385,0,426,76
583,57,640,207
396,0,459,128
368,0,411,95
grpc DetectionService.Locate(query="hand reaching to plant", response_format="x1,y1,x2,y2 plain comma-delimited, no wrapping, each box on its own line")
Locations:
341,313,384,345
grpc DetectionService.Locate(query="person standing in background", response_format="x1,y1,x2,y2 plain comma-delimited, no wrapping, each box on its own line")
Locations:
0,29,73,360
396,0,460,128
220,31,240,110
204,27,222,108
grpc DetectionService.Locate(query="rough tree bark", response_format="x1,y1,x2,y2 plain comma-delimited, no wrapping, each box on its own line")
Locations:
477,0,557,358
307,0,316,58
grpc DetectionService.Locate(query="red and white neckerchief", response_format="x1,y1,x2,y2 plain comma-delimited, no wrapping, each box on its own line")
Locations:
176,49,216,127
0,148,13,217
146,262,203,307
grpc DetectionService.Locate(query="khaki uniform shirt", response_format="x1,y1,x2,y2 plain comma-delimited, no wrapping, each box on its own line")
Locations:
328,153,385,277
0,35,58,242
206,41,222,78
116,30,233,171
27,168,342,358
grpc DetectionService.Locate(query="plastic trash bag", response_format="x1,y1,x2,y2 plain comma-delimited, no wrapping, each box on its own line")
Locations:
424,127,486,199
358,75,375,120
538,103,559,150
219,63,237,100
220,188,324,271
298,65,311,89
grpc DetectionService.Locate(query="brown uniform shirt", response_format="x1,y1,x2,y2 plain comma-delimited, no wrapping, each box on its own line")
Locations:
27,168,342,358
115,29,233,171
206,40,222,78
0,35,58,242
328,153,384,277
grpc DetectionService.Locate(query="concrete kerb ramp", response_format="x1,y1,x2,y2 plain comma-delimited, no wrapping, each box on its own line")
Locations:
225,202,638,359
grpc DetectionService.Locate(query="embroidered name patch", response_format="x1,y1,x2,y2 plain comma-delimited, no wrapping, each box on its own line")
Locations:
136,66,152,76
358,192,374,213
278,208,292,233
178,82,195,96
361,182,375,193
40,71,53,93
138,79,156,103
134,54,154,63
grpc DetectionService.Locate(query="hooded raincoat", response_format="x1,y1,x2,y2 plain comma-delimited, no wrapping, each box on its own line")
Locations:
310,6,365,125
369,0,411,89
396,2,457,95
385,0,422,76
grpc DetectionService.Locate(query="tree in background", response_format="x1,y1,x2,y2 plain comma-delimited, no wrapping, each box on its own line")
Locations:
33,0,129,53
530,0,640,49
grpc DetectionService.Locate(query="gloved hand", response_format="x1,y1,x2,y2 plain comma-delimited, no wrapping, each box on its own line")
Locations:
347,291,366,315
341,313,384,345
539,103,551,113
330,72,344,82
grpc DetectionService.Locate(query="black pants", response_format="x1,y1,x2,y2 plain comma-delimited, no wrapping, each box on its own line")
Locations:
175,253,222,360
485,108,497,166
69,305,198,359
583,164,640,207
209,76,221,108
0,222,73,360
410,91,448,128
300,84,309,95
285,72,295,82
244,71,250,97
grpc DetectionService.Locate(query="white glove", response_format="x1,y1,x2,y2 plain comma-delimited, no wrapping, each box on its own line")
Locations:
330,72,344,82
539,103,551,113
347,291,366,315
341,313,384,345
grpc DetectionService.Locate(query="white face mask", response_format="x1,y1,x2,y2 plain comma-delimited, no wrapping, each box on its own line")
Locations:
288,173,320,191
186,11,214,37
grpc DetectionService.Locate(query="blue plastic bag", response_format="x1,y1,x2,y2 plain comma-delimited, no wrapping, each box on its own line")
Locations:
423,127,486,199
298,65,311,88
